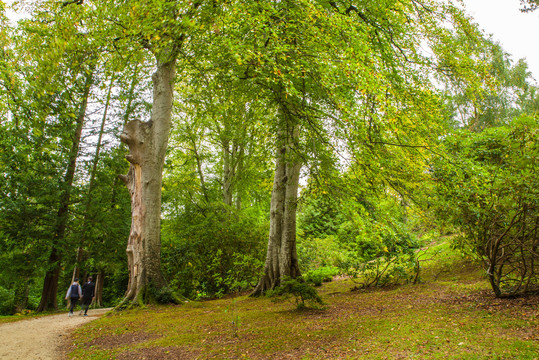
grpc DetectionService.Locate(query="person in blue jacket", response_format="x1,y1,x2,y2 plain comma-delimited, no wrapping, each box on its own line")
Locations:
65,278,82,317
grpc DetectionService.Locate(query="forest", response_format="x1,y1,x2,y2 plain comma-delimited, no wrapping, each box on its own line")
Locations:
0,0,538,325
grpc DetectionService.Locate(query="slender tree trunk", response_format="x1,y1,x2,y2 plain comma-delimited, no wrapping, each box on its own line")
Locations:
123,64,139,127
36,69,93,312
119,57,176,304
72,75,114,282
94,270,104,307
252,107,301,296
235,145,245,211
222,138,233,207
190,133,210,203
110,65,140,208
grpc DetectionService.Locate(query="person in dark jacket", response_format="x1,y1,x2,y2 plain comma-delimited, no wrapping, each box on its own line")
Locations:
65,278,82,317
80,276,95,316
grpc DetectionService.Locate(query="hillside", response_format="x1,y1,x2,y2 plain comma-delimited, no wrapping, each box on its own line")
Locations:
66,253,538,359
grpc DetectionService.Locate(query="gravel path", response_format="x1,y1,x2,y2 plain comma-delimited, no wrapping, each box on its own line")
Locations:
0,308,111,360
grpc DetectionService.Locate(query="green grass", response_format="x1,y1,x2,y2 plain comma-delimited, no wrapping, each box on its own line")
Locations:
66,248,538,359
0,309,63,324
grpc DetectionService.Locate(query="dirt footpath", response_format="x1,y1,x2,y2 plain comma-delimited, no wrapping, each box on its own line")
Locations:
0,308,111,360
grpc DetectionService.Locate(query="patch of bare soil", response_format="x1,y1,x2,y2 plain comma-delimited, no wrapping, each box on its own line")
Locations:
87,331,161,350
0,308,111,360
442,289,539,312
442,290,539,340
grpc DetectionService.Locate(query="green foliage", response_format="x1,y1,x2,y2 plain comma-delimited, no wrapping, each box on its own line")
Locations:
0,286,14,315
337,196,419,287
303,266,340,287
161,204,267,299
443,38,539,130
297,235,347,272
297,168,421,289
1,0,528,313
151,286,177,305
102,267,129,307
266,277,323,310
298,191,344,239
433,114,539,296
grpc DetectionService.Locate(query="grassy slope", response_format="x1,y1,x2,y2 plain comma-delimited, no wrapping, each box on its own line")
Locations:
67,243,538,359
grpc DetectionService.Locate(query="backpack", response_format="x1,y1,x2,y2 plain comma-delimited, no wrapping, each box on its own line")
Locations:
70,284,79,299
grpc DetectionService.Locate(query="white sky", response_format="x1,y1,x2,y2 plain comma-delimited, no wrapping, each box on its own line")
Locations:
4,0,539,79
462,0,539,80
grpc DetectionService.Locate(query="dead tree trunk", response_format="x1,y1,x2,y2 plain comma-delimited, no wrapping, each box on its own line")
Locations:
119,58,176,305
252,106,301,296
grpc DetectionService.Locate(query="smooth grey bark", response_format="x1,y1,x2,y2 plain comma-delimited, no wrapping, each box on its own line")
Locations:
252,107,301,296
119,57,176,304
234,145,245,210
222,138,234,207
222,139,241,208
189,129,210,203
221,118,247,209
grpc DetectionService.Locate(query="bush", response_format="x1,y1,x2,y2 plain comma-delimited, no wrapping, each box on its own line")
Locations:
0,286,14,315
304,266,339,286
335,201,419,288
152,286,177,304
297,235,348,272
266,277,323,310
162,204,267,299
432,115,539,297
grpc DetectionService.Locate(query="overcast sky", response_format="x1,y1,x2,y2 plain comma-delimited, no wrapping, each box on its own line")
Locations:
4,0,539,79
462,0,539,80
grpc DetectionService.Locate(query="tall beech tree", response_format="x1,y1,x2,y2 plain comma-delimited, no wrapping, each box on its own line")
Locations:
212,0,488,294
103,0,219,305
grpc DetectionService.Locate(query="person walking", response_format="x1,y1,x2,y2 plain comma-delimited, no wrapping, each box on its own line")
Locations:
80,276,95,316
65,278,82,317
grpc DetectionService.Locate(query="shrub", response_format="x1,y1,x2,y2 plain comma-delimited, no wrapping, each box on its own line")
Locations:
266,277,324,309
296,235,349,272
304,266,339,286
432,116,539,297
153,286,177,304
0,286,14,315
161,204,267,299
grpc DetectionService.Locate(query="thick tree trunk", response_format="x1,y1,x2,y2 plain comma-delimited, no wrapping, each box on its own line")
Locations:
252,109,301,296
119,58,176,304
36,69,93,312
37,258,61,311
